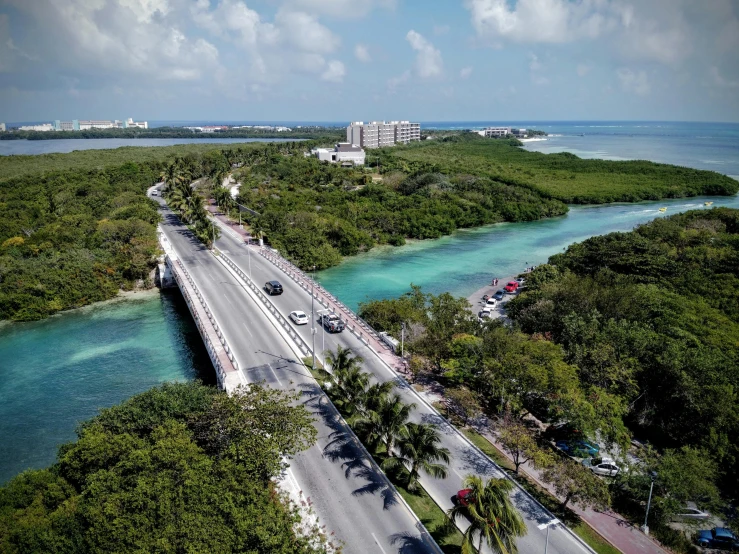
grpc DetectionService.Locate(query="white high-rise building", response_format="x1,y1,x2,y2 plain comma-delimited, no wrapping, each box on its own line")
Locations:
346,120,421,149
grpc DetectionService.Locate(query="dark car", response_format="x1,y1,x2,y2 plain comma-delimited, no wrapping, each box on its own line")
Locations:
556,439,600,458
319,313,345,333
264,280,283,295
696,528,739,551
493,290,505,300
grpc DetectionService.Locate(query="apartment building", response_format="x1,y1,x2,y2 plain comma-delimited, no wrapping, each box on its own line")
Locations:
311,143,366,166
477,127,512,138
346,120,421,149
0,123,6,132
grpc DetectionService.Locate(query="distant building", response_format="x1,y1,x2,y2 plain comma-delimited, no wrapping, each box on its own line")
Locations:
346,120,421,149
311,143,366,166
477,127,512,138
20,123,55,132
185,125,228,133
122,117,148,129
511,128,527,136
0,123,5,132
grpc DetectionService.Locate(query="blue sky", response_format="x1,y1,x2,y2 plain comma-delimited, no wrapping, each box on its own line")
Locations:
1,0,738,123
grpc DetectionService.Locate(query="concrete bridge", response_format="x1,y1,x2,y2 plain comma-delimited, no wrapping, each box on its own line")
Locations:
151,185,597,554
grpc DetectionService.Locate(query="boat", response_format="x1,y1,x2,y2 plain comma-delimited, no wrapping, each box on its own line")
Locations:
704,201,713,206
658,207,667,212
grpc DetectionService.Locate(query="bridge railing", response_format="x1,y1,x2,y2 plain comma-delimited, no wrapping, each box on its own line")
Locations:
257,249,390,351
215,248,312,358
166,254,239,388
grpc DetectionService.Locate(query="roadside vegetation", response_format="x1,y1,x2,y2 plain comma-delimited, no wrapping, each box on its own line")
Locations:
358,208,739,551
0,382,335,554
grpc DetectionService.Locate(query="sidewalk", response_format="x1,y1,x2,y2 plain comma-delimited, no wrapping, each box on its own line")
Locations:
412,383,671,554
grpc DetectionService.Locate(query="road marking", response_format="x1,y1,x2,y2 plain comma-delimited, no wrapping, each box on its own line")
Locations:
538,518,559,530
242,322,253,337
371,533,388,554
267,364,283,386
452,467,464,479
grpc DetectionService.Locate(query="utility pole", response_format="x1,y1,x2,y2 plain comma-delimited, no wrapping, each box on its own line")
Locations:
311,265,316,371
642,471,658,535
247,239,252,279
401,321,405,358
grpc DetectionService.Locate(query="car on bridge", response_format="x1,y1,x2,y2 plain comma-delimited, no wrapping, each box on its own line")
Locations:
318,313,345,333
290,310,309,325
264,281,283,295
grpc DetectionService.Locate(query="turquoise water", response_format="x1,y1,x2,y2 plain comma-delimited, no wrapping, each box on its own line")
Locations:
317,194,739,311
0,290,213,484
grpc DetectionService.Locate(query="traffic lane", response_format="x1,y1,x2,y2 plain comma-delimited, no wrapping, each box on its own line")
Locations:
246,358,433,554
216,239,586,554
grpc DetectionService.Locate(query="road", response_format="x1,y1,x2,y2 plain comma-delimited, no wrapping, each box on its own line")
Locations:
210,217,595,554
153,193,437,554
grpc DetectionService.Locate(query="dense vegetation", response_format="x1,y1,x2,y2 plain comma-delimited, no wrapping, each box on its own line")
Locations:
358,209,739,535
0,382,329,554
379,134,738,204
1,126,343,141
0,161,162,321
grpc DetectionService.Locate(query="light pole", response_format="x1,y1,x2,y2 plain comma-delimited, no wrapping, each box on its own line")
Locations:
401,321,405,358
311,265,316,371
247,237,252,279
642,471,658,535
317,309,329,356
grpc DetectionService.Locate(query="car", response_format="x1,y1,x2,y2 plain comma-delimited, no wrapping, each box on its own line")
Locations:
504,281,519,293
485,298,497,308
696,528,739,551
582,457,620,476
478,308,493,319
556,439,600,458
289,310,309,325
264,281,283,295
672,502,710,521
493,290,505,300
151,190,159,196
516,277,525,285
318,313,345,333
455,488,475,507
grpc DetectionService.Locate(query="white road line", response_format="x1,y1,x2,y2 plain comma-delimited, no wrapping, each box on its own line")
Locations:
452,467,464,479
267,364,283,386
371,533,388,554
242,321,253,338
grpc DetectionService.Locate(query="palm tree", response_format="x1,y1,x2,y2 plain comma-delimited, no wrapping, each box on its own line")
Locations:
362,393,416,457
447,475,527,554
383,422,450,492
359,381,395,417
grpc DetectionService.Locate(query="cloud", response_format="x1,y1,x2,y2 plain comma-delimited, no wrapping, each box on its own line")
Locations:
321,60,345,82
466,0,621,44
387,70,411,93
354,43,371,62
617,67,650,95
433,24,450,35
528,53,542,71
406,30,443,78
531,75,550,86
460,66,473,79
709,66,739,89
284,0,396,18
576,63,591,77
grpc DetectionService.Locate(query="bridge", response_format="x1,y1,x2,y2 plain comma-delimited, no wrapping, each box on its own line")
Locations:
151,186,596,554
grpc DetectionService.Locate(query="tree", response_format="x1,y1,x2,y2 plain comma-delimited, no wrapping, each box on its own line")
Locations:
360,393,416,456
541,458,611,511
497,415,553,474
445,387,483,426
383,422,451,491
447,474,527,554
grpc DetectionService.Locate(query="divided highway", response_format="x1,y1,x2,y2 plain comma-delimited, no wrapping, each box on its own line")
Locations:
210,218,595,554
154,194,438,554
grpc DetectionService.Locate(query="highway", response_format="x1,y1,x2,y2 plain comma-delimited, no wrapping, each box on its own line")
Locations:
153,194,437,554
210,216,594,554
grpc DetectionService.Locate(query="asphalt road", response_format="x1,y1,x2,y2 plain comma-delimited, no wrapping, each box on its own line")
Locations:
210,218,594,554
153,193,436,554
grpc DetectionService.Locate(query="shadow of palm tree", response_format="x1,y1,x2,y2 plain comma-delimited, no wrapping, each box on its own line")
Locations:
391,525,449,554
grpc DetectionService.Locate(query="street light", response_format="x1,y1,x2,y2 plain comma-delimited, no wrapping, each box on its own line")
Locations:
401,321,405,359
311,265,316,371
641,471,658,535
317,309,329,356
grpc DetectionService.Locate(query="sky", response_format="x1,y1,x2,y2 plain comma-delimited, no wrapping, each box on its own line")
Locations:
0,0,738,123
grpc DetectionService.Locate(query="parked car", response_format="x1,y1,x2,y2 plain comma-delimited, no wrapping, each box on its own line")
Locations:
504,281,519,293
485,298,497,308
493,290,505,300
582,457,620,476
455,488,475,507
672,502,710,521
264,281,283,295
478,308,493,319
318,313,345,333
556,439,600,458
516,277,525,285
151,190,159,196
289,310,309,325
696,528,739,551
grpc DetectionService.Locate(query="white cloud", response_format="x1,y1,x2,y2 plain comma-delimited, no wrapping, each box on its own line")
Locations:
387,70,411,93
528,53,542,71
709,66,739,89
433,24,450,35
406,30,443,78
460,66,473,79
275,10,340,54
466,0,621,44
531,74,550,86
321,60,345,82
577,63,591,77
354,43,371,62
284,0,396,18
617,67,650,95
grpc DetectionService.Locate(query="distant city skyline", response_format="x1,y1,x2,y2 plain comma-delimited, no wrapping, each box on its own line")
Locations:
1,1,738,123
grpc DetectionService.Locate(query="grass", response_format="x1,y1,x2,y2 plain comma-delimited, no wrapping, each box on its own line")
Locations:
462,429,620,554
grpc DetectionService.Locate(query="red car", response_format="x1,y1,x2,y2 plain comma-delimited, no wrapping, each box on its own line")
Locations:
504,281,519,293
456,489,475,507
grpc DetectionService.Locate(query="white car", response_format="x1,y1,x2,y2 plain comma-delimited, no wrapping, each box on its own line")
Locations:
289,310,309,325
582,457,620,476
485,298,497,308
478,308,493,319
672,502,710,521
